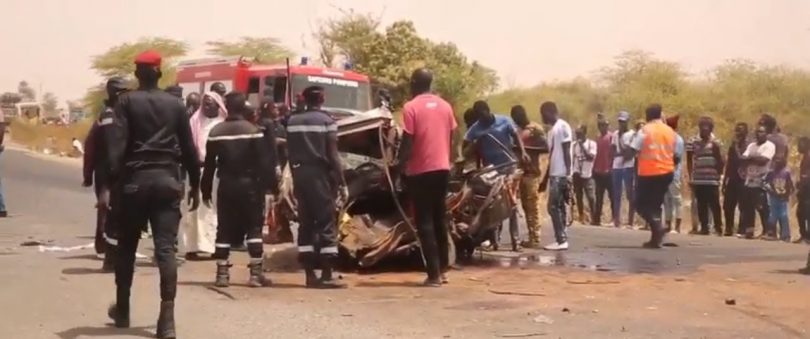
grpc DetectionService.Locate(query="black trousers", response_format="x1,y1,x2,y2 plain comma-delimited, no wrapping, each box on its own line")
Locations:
214,177,265,260
93,183,108,255
797,184,810,240
636,173,673,243
115,168,183,305
592,172,613,225
292,165,337,268
723,180,744,235
694,185,723,234
739,186,771,236
405,170,450,281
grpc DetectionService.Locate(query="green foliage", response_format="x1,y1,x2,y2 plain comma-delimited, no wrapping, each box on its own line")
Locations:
206,37,293,64
84,37,188,114
17,81,36,101
487,51,810,141
316,13,498,110
41,92,58,114
1,92,22,105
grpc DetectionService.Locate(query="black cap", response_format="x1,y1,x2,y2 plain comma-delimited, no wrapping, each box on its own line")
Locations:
302,86,325,105
106,77,128,93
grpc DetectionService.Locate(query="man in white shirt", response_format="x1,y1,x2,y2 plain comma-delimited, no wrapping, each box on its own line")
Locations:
572,125,597,224
739,125,775,238
539,102,572,251
611,111,636,228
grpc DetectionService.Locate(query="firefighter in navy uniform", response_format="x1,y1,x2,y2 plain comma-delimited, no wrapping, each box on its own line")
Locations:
287,86,348,289
103,50,201,339
202,91,278,288
83,77,129,272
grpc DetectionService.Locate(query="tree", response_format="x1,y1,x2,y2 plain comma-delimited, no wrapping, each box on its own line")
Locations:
206,37,293,64
84,37,188,114
18,81,36,101
0,92,22,106
316,14,498,111
41,92,58,113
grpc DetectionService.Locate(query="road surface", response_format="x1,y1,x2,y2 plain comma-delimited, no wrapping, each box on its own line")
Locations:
1,147,809,339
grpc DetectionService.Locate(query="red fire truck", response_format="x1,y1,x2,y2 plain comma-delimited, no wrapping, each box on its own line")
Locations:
175,57,374,115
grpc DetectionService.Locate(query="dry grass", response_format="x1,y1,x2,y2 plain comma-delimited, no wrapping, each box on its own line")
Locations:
8,118,92,157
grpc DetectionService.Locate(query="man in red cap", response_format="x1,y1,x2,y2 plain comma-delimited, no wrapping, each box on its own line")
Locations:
103,49,201,338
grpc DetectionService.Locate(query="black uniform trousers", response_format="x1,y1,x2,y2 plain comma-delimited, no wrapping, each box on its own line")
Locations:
93,178,108,255
292,165,338,268
693,185,723,234
592,172,613,225
115,168,183,305
636,173,673,243
723,179,744,235
404,170,450,281
739,186,771,236
214,176,265,260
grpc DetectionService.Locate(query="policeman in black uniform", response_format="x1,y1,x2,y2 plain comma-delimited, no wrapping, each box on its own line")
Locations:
287,86,347,289
103,50,200,339
202,91,278,288
84,77,128,272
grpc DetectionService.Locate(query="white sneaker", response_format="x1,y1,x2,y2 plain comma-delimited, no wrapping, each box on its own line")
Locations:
544,242,569,251
96,253,105,260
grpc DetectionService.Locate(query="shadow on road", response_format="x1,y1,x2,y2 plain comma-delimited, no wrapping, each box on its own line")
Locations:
55,325,155,339
61,267,110,275
59,254,99,261
354,280,424,288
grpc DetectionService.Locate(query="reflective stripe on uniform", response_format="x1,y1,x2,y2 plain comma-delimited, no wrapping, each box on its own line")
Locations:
208,133,264,141
99,117,113,126
287,124,337,133
321,246,339,254
104,234,118,246
298,245,315,252
246,238,263,244
215,243,231,248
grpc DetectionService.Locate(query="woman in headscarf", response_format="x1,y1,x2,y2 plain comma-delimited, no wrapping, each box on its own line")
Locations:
180,92,227,260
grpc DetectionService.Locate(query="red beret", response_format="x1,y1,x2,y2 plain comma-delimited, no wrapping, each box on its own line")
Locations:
134,50,162,66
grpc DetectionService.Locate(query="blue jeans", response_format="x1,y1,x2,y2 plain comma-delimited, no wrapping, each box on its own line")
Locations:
611,167,635,226
547,177,569,244
768,194,790,241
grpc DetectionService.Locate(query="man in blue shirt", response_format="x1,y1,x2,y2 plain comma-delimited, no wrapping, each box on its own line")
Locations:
663,115,685,233
463,101,529,252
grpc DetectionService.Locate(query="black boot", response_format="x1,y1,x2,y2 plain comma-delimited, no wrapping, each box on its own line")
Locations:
214,261,231,288
318,255,346,289
101,245,116,273
248,259,270,288
156,301,176,339
304,268,320,288
107,302,130,328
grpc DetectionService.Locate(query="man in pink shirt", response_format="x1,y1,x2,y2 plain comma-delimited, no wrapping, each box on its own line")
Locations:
398,68,457,287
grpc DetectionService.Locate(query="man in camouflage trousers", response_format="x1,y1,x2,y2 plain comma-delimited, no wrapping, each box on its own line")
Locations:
511,105,548,248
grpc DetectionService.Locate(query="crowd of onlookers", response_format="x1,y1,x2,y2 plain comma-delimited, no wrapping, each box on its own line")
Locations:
566,111,809,244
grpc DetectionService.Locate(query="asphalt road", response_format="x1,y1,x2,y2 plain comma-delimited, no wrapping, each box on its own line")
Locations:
1,147,808,339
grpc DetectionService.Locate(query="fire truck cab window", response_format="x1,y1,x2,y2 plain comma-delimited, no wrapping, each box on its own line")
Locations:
265,77,287,103
247,77,260,94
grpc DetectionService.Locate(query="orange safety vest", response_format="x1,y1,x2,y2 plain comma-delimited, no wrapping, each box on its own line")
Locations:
637,120,676,177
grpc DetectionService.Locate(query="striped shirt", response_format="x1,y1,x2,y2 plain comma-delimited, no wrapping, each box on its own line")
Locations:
690,138,723,186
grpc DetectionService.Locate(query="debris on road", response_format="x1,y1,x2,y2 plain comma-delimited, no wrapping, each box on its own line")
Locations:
37,242,93,252
488,289,546,297
496,332,547,338
532,314,553,324
566,279,620,285
724,298,736,306
561,307,570,313
20,240,48,246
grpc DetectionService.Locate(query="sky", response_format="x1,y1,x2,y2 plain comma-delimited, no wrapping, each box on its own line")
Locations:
1,0,809,104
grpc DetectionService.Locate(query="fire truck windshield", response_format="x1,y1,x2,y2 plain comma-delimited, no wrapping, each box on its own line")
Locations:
291,75,372,112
